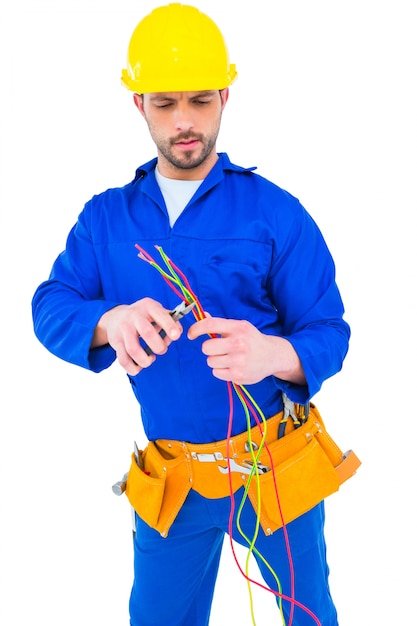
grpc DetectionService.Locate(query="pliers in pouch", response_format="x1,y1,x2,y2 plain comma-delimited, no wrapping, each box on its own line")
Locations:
278,393,309,439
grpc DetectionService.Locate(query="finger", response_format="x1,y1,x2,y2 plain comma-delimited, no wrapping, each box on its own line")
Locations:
139,321,182,356
149,308,183,342
118,324,162,367
211,367,234,382
201,336,229,357
117,345,154,375
187,316,232,340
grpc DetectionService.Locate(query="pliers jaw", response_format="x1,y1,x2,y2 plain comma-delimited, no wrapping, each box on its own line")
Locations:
170,301,196,321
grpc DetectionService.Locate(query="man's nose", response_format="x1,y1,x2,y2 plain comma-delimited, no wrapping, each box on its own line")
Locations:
173,104,194,132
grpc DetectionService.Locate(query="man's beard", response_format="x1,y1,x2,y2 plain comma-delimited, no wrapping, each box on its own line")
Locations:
161,132,217,170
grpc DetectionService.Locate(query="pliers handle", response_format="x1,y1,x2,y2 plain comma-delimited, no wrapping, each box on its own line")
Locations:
278,393,307,439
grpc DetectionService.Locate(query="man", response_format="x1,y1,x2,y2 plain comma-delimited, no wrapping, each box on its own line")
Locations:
32,4,351,625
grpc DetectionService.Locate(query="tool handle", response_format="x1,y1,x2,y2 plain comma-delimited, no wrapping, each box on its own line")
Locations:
112,472,128,495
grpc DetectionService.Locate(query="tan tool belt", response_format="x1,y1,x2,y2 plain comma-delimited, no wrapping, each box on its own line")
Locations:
125,402,361,537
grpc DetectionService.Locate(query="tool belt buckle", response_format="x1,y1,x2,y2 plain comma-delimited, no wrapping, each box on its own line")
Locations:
190,452,223,462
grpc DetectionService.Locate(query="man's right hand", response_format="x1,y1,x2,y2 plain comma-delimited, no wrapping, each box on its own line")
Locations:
91,297,183,375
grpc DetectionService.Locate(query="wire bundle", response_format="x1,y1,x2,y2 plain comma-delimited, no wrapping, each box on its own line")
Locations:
135,244,321,626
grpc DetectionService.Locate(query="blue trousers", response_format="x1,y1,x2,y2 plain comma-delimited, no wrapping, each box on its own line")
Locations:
129,488,338,626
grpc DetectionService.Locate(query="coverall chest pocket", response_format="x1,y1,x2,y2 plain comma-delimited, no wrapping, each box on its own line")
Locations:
199,240,273,315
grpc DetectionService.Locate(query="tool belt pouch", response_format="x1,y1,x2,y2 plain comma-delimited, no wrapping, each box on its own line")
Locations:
248,402,361,535
125,442,192,537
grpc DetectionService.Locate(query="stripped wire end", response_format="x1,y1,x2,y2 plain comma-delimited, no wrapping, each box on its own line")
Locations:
136,243,206,320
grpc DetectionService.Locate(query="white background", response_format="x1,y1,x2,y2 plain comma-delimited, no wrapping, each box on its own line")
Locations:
1,1,416,624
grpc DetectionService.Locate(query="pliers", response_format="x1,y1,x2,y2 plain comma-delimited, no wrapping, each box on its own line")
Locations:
142,300,196,356
278,393,309,439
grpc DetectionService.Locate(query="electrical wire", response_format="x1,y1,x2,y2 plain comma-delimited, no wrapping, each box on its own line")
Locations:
136,244,322,626
228,381,287,625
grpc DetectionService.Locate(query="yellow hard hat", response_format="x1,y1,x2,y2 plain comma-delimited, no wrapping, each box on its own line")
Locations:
121,3,237,93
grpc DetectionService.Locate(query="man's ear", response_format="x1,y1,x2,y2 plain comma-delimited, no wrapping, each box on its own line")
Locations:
133,93,145,117
220,88,229,111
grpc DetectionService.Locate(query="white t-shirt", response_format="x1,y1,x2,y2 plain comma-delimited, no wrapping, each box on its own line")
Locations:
155,168,203,227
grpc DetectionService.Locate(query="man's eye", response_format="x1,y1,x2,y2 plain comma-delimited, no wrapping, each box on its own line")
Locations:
194,100,210,106
156,102,173,108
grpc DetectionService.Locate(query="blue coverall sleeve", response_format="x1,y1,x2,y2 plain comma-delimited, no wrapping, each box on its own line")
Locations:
267,203,350,404
32,209,120,372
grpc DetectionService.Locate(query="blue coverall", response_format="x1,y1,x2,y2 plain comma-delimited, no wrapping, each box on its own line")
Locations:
32,153,350,625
